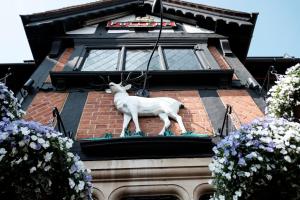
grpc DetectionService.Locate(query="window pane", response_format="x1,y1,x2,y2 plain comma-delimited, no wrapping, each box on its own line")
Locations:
125,49,161,71
164,49,201,70
81,49,119,71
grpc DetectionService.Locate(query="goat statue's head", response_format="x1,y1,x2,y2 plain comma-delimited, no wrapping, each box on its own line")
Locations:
105,82,131,94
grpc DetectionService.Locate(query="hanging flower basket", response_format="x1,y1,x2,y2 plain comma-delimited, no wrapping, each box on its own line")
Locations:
209,117,300,200
266,64,300,121
0,120,92,200
0,82,24,125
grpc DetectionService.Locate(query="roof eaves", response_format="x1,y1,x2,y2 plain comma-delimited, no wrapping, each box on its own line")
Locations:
161,0,254,22
22,0,139,23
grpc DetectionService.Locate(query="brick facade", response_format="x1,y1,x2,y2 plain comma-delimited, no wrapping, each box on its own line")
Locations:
24,92,68,125
217,89,264,128
208,46,238,80
76,91,213,139
52,48,73,71
45,48,74,82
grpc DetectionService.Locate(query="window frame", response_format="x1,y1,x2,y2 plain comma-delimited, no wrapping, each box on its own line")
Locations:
162,46,204,70
78,47,122,71
123,46,164,71
78,44,209,72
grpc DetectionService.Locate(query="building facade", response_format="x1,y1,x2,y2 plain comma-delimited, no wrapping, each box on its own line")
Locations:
19,0,266,199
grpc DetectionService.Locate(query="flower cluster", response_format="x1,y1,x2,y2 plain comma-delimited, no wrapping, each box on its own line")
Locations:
266,63,300,121
0,82,24,125
209,117,300,200
0,120,92,200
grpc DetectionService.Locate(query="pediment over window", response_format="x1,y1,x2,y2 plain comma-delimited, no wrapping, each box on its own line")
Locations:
21,0,258,64
65,14,214,35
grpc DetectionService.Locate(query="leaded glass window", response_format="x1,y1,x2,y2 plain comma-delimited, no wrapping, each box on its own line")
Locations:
164,49,202,70
125,49,161,71
80,47,212,71
81,49,120,71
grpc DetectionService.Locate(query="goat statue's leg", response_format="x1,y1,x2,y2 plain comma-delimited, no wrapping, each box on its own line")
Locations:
158,113,171,135
131,112,142,133
169,113,186,134
120,114,132,137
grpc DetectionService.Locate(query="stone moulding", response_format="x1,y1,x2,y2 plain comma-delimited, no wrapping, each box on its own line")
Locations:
85,158,212,200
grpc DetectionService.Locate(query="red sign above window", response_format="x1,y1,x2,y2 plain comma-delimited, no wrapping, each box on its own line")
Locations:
107,16,176,29
107,21,176,28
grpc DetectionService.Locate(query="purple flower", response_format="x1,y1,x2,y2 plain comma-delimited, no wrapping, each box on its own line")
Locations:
84,174,92,182
29,142,41,150
23,135,30,144
238,158,246,166
69,164,78,174
2,117,9,122
246,153,253,159
265,147,274,152
224,149,230,157
10,141,16,147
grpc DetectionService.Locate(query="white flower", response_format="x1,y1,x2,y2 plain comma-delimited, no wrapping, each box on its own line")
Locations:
20,127,30,135
280,149,288,155
31,135,38,141
251,166,257,172
15,158,23,164
225,173,231,180
18,140,25,147
218,195,225,200
75,161,85,171
68,178,75,189
283,166,288,171
67,152,74,158
65,140,73,149
266,174,272,180
37,160,43,168
0,132,8,140
0,120,93,198
0,155,5,161
0,148,7,155
30,167,36,173
12,147,17,155
78,181,85,191
42,141,50,149
48,179,52,187
266,64,300,120
23,154,28,161
244,172,251,177
44,152,53,162
44,165,51,171
284,155,292,163
235,190,242,197
29,142,38,150
37,138,45,144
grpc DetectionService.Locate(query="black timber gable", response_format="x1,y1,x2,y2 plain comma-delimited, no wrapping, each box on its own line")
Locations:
21,0,258,65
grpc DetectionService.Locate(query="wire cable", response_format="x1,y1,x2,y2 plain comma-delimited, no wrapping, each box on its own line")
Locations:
138,0,163,97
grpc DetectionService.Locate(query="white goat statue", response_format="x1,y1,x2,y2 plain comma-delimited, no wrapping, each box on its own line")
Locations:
105,82,187,137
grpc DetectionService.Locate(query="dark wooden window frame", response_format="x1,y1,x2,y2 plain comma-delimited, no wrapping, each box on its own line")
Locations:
76,44,212,72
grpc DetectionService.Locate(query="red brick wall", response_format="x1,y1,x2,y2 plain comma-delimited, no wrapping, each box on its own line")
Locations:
45,48,74,83
208,46,238,80
218,90,264,128
24,92,68,125
76,91,213,139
